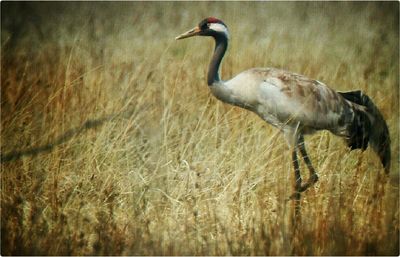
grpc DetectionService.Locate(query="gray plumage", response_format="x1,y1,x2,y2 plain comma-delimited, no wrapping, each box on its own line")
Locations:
176,17,391,198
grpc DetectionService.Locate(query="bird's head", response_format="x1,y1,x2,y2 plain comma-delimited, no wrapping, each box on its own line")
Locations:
175,17,229,40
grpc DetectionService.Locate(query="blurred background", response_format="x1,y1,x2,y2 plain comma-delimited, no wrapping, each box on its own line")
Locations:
1,2,399,255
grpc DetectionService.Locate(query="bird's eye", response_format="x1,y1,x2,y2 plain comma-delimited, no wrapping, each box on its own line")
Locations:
201,23,209,30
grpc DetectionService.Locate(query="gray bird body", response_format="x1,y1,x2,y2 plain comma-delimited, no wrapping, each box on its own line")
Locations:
176,17,391,199
213,67,355,141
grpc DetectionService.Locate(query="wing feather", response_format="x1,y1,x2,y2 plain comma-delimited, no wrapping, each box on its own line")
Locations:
224,68,352,134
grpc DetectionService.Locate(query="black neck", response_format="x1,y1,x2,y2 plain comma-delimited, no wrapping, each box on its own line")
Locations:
207,34,228,86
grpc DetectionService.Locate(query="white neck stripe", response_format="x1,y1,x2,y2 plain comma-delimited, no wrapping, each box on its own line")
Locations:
209,23,230,39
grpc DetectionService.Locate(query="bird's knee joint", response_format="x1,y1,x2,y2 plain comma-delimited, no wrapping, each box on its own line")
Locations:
310,173,319,183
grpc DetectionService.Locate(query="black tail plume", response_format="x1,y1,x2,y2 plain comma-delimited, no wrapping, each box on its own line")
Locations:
339,90,391,173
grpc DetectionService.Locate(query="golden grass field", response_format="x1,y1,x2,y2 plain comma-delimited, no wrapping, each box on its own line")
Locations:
1,2,399,255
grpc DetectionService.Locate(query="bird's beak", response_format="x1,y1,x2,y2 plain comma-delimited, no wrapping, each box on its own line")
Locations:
175,26,201,40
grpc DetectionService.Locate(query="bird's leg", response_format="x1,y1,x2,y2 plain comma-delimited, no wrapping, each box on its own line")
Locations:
289,148,302,201
298,135,318,192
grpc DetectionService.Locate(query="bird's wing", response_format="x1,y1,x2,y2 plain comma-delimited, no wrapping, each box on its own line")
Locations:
246,68,352,134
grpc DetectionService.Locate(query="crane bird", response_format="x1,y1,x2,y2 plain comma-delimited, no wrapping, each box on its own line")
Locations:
175,17,391,199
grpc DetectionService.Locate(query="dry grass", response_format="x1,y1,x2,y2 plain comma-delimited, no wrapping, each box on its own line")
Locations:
1,2,399,255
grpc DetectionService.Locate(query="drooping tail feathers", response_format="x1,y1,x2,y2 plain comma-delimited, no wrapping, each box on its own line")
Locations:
339,90,391,173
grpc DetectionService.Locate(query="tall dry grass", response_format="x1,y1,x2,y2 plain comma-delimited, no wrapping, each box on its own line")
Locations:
1,2,399,255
